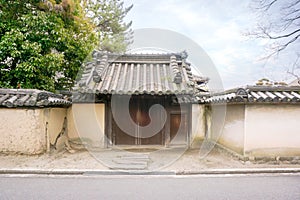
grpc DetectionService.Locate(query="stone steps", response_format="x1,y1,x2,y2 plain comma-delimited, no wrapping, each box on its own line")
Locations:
108,153,150,170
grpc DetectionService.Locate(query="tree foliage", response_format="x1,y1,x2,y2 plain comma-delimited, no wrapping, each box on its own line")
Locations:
83,0,133,53
0,0,132,91
0,0,97,91
255,77,287,86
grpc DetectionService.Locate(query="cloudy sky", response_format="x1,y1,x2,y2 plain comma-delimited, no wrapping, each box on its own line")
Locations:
123,0,297,89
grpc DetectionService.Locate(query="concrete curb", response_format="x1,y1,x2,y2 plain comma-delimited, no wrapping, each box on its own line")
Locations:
176,168,300,175
0,169,176,176
0,169,86,175
1,168,300,176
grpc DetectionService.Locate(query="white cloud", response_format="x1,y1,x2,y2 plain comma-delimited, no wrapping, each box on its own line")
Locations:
123,0,294,88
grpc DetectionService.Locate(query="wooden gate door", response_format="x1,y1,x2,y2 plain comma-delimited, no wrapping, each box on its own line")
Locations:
112,96,164,145
112,96,137,145
169,113,187,145
139,97,164,145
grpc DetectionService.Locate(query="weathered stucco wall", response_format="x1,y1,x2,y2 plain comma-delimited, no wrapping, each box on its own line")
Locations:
0,108,46,154
244,104,300,157
0,105,101,154
217,104,245,155
68,103,105,148
191,104,205,148
44,108,68,151
207,103,300,158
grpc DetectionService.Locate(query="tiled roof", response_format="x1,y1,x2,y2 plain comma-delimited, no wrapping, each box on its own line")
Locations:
74,51,207,96
204,86,300,104
0,89,71,108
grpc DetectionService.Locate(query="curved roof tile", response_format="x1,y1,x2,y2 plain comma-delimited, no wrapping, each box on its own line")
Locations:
204,86,300,104
0,89,71,108
74,51,208,97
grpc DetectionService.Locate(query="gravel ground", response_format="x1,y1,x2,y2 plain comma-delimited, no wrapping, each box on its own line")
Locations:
1,145,300,172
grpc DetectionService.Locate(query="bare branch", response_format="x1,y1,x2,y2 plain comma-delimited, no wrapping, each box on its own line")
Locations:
292,54,300,70
249,0,300,65
287,70,300,79
264,28,300,39
258,33,300,61
259,0,278,11
274,33,300,54
286,54,300,82
284,8,300,17
282,0,300,9
284,15,300,22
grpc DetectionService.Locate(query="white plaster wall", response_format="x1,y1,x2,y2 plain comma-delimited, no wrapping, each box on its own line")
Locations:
217,105,245,155
191,104,205,148
245,104,300,156
0,108,46,154
68,104,105,148
208,105,228,142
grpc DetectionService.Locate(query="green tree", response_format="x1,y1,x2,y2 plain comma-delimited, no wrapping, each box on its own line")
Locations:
0,0,97,91
83,0,133,52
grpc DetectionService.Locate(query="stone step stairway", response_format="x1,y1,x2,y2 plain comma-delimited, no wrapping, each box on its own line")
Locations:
109,153,150,170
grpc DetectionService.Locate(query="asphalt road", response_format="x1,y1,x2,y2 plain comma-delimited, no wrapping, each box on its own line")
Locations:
0,174,300,200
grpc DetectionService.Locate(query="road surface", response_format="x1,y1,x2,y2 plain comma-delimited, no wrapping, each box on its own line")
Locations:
0,173,300,199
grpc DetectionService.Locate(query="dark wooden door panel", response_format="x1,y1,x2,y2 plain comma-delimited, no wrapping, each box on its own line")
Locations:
111,96,137,145
110,95,188,146
140,131,163,145
170,113,187,145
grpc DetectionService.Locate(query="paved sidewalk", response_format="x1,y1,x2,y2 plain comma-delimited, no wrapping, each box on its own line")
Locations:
1,145,300,175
